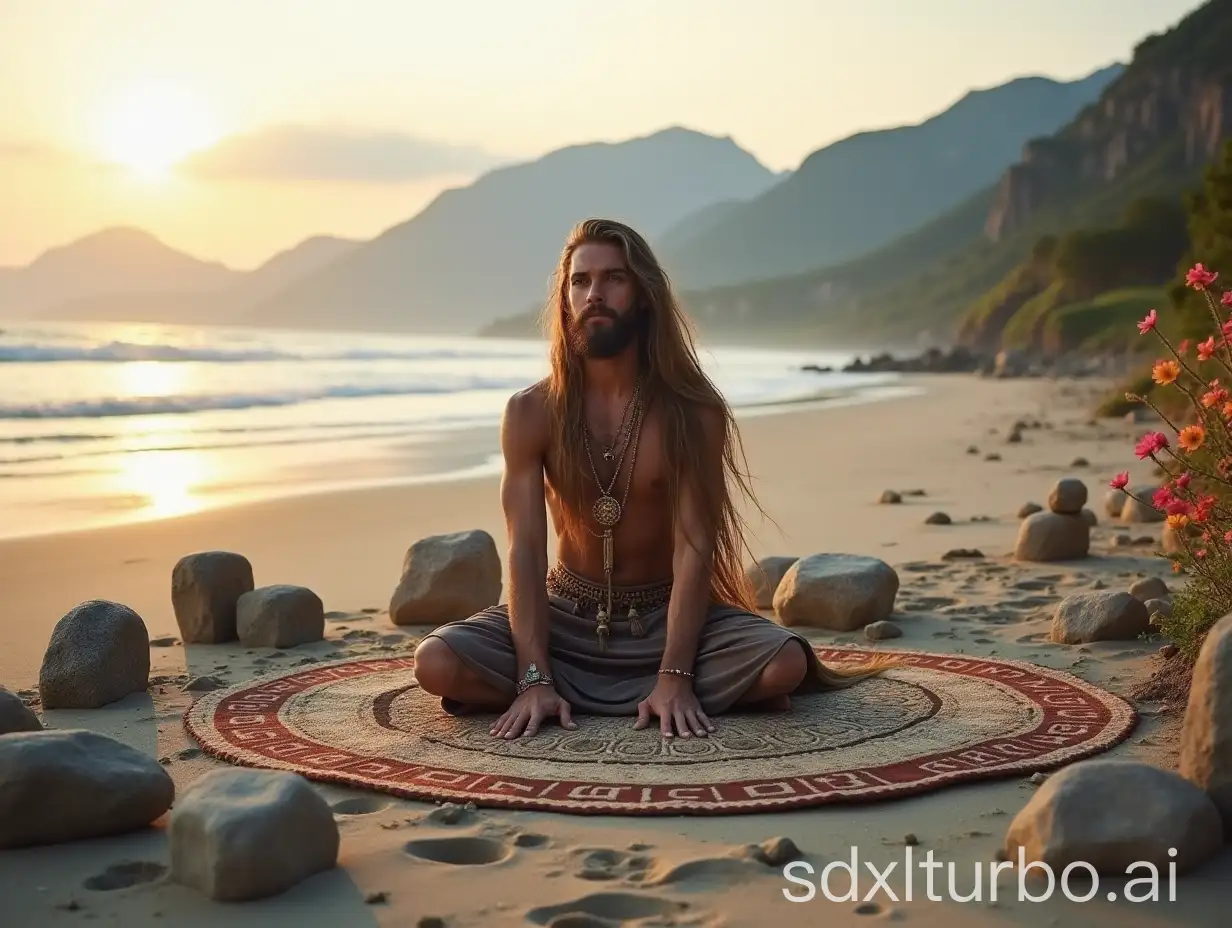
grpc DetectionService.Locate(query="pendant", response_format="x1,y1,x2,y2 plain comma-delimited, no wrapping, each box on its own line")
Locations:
593,495,621,527
596,608,610,651
628,606,644,638
603,448,614,461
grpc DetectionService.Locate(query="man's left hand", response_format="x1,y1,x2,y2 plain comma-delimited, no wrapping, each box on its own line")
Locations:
634,674,716,738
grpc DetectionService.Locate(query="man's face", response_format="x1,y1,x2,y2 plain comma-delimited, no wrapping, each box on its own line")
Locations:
566,242,643,359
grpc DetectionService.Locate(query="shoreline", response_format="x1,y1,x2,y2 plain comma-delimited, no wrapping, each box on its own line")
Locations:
0,373,915,544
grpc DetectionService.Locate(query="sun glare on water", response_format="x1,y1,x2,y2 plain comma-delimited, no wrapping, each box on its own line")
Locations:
97,83,220,181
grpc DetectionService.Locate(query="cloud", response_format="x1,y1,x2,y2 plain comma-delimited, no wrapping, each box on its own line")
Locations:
181,124,509,183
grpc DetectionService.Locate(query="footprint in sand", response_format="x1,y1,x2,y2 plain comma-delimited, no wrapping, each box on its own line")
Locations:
83,861,166,891
404,836,511,866
571,847,653,882
331,796,392,816
515,833,550,849
525,893,689,927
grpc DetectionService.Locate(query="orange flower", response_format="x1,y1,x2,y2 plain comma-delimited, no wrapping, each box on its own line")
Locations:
1168,513,1190,529
1223,401,1232,419
1152,359,1181,385
1203,387,1228,407
1179,424,1206,452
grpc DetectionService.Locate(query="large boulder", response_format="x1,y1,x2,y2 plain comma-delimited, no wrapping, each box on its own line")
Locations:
0,729,175,848
1004,759,1223,876
0,687,41,734
390,530,502,626
1050,591,1150,644
772,554,899,631
1179,613,1232,836
171,551,255,644
237,585,325,649
1129,577,1170,603
39,600,149,709
1048,478,1087,515
1014,511,1089,562
745,556,798,609
169,768,339,901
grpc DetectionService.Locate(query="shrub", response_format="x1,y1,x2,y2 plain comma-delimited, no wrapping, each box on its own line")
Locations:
1115,262,1232,661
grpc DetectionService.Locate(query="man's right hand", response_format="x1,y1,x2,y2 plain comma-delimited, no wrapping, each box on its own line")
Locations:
491,685,577,739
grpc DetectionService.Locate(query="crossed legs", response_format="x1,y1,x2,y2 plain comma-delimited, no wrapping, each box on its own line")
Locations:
412,634,809,715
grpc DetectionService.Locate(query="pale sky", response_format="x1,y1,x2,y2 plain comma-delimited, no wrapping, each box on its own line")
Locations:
0,0,1202,269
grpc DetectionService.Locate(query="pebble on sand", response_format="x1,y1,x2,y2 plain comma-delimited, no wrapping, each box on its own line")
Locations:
170,767,339,902
389,529,502,626
39,600,150,710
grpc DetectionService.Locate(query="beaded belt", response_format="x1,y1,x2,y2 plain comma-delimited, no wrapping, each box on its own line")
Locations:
546,563,673,639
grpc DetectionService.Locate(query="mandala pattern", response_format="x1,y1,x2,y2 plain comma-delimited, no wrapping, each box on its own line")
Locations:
184,647,1137,815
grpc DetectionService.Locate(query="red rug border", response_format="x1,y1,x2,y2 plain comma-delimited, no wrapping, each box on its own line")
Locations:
183,646,1140,817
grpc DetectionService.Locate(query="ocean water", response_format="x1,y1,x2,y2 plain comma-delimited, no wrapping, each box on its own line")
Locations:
0,320,905,540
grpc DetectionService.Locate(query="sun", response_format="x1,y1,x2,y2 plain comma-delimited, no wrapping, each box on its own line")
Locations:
98,83,220,180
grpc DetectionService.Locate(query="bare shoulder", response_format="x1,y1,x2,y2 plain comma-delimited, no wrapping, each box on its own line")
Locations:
501,379,551,454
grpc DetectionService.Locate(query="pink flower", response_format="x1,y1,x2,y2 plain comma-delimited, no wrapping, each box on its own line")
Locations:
1137,309,1158,334
1222,291,1232,308
1188,263,1219,290
1109,472,1129,490
1154,486,1175,509
1224,530,1232,544
1176,472,1192,490
1135,431,1168,459
1166,499,1192,517
1199,336,1218,361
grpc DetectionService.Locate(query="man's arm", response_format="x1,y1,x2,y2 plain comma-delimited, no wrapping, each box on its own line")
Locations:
499,388,551,680
660,405,724,673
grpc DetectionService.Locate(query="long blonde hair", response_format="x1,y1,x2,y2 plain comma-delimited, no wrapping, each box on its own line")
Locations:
538,218,762,611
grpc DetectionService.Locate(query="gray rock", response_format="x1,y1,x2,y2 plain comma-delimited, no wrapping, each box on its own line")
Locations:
0,729,174,848
1014,511,1089,562
1179,613,1232,836
237,585,325,648
170,768,339,901
1080,508,1097,527
0,687,41,734
864,620,902,641
39,600,149,709
1048,478,1087,515
1004,759,1223,876
1050,591,1150,644
1130,577,1170,603
744,556,799,610
1017,502,1043,519
390,530,501,626
171,551,255,644
924,512,951,525
773,554,899,631
1121,486,1165,523
878,489,901,504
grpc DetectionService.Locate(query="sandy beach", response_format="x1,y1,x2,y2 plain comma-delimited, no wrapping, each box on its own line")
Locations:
2,372,1228,927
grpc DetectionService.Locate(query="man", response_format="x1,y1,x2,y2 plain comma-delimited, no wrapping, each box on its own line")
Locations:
414,218,883,740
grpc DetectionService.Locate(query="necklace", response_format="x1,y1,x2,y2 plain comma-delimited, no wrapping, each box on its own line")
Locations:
581,381,647,649
588,379,640,462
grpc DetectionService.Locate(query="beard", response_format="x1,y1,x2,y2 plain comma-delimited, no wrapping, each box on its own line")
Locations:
567,304,644,359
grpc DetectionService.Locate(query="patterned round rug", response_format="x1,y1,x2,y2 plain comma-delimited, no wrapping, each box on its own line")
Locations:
184,647,1137,815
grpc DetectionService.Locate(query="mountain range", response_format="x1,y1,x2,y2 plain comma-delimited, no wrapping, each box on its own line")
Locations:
0,40,1176,344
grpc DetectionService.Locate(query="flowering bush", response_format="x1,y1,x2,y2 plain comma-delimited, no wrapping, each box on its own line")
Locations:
1117,262,1232,661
